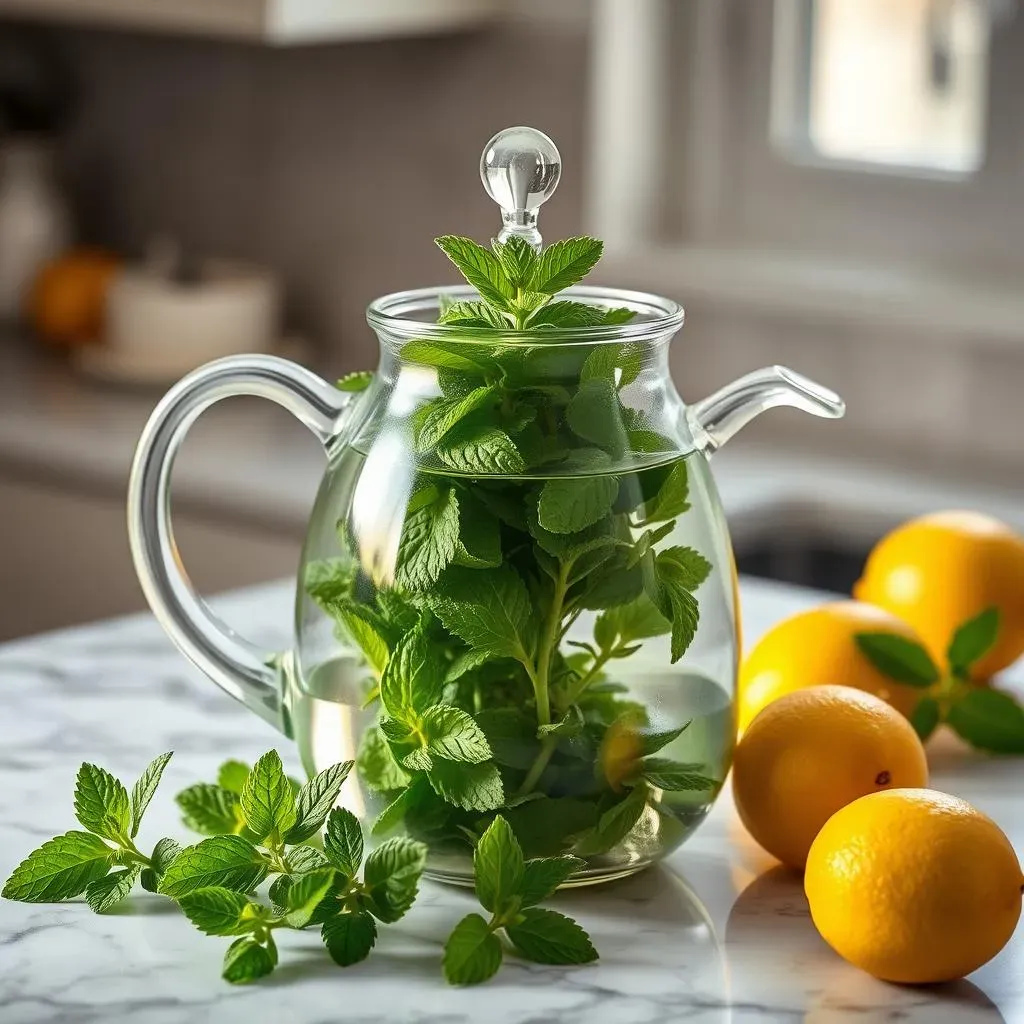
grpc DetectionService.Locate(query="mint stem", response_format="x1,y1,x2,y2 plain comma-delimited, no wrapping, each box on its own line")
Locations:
532,564,570,728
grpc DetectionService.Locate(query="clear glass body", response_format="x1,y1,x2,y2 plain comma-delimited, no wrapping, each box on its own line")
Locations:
291,286,739,885
127,282,841,891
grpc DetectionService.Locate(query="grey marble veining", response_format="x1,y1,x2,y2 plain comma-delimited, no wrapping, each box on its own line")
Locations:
1,578,1022,1024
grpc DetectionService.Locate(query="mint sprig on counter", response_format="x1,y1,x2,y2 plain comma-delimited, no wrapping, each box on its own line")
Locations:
444,816,596,985
3,748,598,988
2,752,174,911
855,606,1024,751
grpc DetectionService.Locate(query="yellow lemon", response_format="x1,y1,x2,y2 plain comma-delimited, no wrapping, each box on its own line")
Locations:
806,789,1022,983
854,511,1024,680
738,601,925,734
732,686,928,869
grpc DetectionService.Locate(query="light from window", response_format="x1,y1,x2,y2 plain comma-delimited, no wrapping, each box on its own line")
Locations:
801,0,988,173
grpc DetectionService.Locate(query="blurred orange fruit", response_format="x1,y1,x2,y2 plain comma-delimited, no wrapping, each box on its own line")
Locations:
805,789,1022,983
738,601,925,733
854,511,1024,681
732,685,928,869
29,249,120,348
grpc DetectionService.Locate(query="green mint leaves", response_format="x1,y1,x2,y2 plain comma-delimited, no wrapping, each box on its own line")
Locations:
855,606,1024,749
3,752,174,908
444,817,596,985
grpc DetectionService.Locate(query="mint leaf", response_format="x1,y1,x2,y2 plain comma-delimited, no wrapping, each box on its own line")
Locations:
332,603,390,676
652,547,709,662
176,783,240,835
602,307,637,326
910,697,941,742
538,454,619,534
628,429,674,454
178,886,252,935
216,761,251,794
504,797,600,857
85,865,140,913
395,484,460,591
284,868,337,928
402,340,493,374
639,461,690,523
474,816,524,914
2,831,113,902
422,705,493,764
637,758,717,791
380,623,445,720
595,596,671,651
158,835,266,899
336,371,373,392
222,937,276,985
140,836,182,892
453,496,502,568
437,421,525,475
430,565,534,663
74,763,131,842
286,846,331,874
506,907,597,965
324,808,364,879
427,759,504,811
656,546,712,591
568,379,629,458
519,856,583,906
444,913,503,985
362,837,428,923
240,750,296,842
284,760,354,844
129,751,172,838
438,300,511,329
575,786,647,856
357,725,411,792
527,301,606,328
948,607,1000,678
530,237,603,294
416,386,496,452
322,911,378,966
635,722,690,757
947,689,1024,753
580,342,644,388
854,633,940,688
436,236,515,309
492,235,538,288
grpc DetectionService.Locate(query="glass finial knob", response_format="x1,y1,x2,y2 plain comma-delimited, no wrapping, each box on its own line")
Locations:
480,126,561,251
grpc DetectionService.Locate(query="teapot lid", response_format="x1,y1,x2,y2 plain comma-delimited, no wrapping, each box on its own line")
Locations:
480,126,561,252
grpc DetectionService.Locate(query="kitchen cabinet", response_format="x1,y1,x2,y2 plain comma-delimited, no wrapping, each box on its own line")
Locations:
0,474,302,641
0,0,499,44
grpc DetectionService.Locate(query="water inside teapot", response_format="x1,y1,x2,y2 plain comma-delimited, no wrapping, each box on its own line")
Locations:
290,443,736,882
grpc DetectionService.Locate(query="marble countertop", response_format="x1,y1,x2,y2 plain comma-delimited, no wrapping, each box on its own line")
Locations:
2,578,1024,1023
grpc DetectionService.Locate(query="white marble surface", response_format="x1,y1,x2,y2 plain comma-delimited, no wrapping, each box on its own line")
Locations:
2,578,1024,1023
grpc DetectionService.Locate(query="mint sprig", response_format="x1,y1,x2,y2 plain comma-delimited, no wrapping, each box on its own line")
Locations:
855,606,1024,750
443,816,596,985
3,752,174,908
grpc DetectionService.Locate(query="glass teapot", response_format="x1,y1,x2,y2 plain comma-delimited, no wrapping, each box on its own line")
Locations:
128,128,843,886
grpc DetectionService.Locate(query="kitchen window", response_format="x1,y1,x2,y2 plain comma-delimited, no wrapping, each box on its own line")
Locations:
588,0,1024,337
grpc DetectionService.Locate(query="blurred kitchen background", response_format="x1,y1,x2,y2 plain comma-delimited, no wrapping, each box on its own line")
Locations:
0,0,1021,641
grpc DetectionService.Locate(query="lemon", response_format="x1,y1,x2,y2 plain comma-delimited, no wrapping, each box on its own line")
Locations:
732,685,928,869
739,601,925,734
854,511,1024,680
806,789,1022,983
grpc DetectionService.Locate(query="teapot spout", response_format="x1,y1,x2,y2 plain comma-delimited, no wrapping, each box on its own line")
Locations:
687,366,844,454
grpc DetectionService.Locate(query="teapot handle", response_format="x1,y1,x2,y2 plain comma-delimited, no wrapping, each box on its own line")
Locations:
127,355,355,734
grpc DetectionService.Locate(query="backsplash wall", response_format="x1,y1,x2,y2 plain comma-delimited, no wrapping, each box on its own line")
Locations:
32,18,588,371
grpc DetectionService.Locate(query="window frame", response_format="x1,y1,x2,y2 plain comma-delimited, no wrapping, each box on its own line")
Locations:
587,0,1024,277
